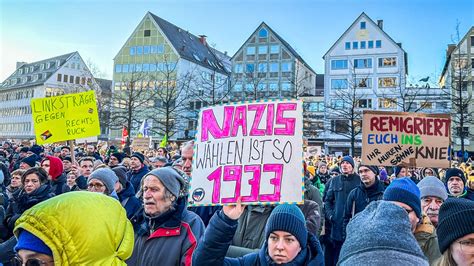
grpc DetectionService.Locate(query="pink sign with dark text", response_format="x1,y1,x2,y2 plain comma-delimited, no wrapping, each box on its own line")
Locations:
188,99,304,206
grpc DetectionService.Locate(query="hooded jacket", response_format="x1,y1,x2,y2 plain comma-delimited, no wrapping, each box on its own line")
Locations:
127,197,205,266
13,191,134,265
193,210,324,266
43,156,69,195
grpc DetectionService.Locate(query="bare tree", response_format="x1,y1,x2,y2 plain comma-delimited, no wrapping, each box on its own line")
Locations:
289,62,313,99
442,23,474,161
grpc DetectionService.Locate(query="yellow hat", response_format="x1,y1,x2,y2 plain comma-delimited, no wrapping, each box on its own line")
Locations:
307,166,316,176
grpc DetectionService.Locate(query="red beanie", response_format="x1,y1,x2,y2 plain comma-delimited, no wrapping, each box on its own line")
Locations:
44,156,63,181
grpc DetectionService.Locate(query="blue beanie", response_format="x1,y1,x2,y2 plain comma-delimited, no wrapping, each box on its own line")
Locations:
14,230,53,256
265,204,307,247
341,156,354,168
383,177,421,219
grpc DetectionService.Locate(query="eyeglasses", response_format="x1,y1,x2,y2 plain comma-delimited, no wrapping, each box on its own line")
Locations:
87,183,105,189
458,240,474,254
11,256,54,266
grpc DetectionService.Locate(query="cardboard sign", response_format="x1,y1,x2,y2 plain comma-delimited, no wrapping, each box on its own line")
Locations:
361,110,451,168
306,146,322,158
75,136,98,145
189,99,304,206
132,137,151,151
31,91,100,145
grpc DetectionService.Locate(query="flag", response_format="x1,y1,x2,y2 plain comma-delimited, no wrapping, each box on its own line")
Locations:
160,134,168,148
138,120,151,137
121,126,128,147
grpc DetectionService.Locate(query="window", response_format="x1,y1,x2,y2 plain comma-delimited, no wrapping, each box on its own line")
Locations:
436,102,448,109
345,42,350,50
136,46,143,55
63,75,68,83
352,42,358,49
130,47,136,55
331,120,349,133
143,64,150,72
57,74,62,82
358,99,372,108
246,64,255,73
379,98,397,109
368,41,374,49
258,83,266,91
360,41,366,49
360,21,366,29
136,64,142,72
281,62,292,72
123,64,129,72
115,64,122,73
376,40,382,48
234,64,243,73
471,59,474,68
331,60,348,70
456,127,469,137
258,63,267,73
378,57,397,67
258,28,268,38
69,75,74,83
471,36,474,46
281,82,291,91
331,79,348,89
143,46,150,54
234,83,243,91
258,46,268,54
157,44,165,54
420,101,433,109
245,84,253,92
354,58,372,68
129,64,135,72
356,78,372,88
149,64,156,72
378,77,397,87
270,45,279,54
246,46,256,55
331,99,344,109
270,63,279,72
144,30,151,37
75,76,80,84
269,83,278,91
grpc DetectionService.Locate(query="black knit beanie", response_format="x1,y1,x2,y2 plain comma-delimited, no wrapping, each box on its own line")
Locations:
436,197,474,254
358,165,379,176
131,152,145,164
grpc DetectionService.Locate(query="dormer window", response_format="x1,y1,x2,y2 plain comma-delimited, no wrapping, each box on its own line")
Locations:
360,21,366,29
19,69,23,74
40,64,44,70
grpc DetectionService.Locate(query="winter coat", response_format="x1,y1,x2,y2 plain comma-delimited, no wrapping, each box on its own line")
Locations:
192,210,324,266
13,191,134,265
188,205,222,227
128,165,149,193
323,173,360,242
5,185,20,201
75,175,88,190
127,197,205,266
49,173,70,195
342,180,385,239
4,184,54,233
415,214,442,265
117,181,143,231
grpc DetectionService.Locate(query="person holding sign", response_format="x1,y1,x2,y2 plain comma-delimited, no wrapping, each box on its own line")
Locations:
192,201,324,265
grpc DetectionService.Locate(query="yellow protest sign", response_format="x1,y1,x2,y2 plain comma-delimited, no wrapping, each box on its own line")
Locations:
31,90,100,145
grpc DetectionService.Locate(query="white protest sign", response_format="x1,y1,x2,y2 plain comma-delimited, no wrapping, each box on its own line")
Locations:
188,99,304,206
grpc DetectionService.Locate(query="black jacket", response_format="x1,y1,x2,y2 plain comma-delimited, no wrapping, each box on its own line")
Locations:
323,173,360,242
342,180,385,239
50,173,70,195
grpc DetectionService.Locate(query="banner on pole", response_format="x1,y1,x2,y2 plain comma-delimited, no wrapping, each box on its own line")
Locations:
361,110,451,168
188,99,304,206
31,90,100,145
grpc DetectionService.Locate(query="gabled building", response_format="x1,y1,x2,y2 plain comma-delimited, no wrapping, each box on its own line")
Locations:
230,22,316,101
439,27,474,156
112,12,230,142
322,12,407,155
0,52,100,139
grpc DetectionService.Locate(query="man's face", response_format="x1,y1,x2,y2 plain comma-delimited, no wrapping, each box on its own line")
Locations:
359,166,376,187
340,161,353,174
63,160,72,171
87,178,107,194
267,231,302,264
41,160,51,179
152,160,165,169
19,151,27,158
61,148,70,158
391,201,419,233
108,156,119,167
182,146,193,176
319,165,327,174
80,160,94,177
130,157,142,170
20,162,31,170
421,196,443,227
86,145,95,154
448,176,464,196
142,175,174,216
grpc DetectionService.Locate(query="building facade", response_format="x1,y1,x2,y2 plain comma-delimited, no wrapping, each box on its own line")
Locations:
0,52,100,140
322,12,408,155
230,22,316,101
112,12,230,142
439,27,474,157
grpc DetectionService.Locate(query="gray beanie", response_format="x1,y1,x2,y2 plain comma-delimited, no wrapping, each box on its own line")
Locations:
144,167,184,199
88,168,119,195
417,176,448,201
339,201,428,266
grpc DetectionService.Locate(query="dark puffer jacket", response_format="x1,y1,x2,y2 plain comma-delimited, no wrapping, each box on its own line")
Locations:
117,180,143,231
193,210,324,266
128,165,149,193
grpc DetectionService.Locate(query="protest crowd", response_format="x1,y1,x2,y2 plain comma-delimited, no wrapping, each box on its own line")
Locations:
0,139,473,266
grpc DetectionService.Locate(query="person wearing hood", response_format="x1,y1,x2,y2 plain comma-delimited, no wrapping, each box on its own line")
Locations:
87,168,120,200
421,167,439,179
193,202,324,266
127,167,205,266
41,156,70,195
444,168,473,200
12,191,134,265
113,166,143,231
342,165,385,239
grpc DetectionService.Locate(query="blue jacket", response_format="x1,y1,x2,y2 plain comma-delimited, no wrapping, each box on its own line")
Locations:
128,165,149,193
323,173,360,242
117,181,143,231
193,210,324,266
